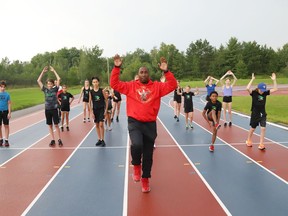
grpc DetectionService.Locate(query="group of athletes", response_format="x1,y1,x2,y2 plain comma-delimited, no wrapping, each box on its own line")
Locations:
0,54,278,193
173,70,277,152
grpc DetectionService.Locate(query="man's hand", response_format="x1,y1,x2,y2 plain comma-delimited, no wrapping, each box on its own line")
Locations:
158,57,168,71
114,54,122,67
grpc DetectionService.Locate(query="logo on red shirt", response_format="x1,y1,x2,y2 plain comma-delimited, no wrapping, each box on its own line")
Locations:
136,87,152,103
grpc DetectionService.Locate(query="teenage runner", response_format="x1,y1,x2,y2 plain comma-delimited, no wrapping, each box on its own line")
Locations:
78,79,92,123
173,80,182,122
111,89,122,122
0,80,11,147
204,76,219,102
58,85,74,132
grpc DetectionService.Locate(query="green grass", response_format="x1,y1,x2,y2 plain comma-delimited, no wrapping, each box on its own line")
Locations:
8,86,82,111
226,95,288,125
180,77,287,88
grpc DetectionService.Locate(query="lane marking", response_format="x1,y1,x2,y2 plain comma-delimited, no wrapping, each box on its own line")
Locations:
122,133,129,216
21,126,96,216
0,112,83,168
162,98,288,185
157,117,232,216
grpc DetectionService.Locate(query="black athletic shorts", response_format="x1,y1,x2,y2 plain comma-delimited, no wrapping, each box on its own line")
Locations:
93,107,105,123
184,106,193,113
174,96,182,103
223,96,232,103
83,98,89,103
250,112,267,128
45,109,59,125
61,105,70,112
0,110,9,125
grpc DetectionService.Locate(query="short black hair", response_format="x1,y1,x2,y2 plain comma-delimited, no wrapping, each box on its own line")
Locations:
209,91,218,97
0,80,7,87
91,76,100,82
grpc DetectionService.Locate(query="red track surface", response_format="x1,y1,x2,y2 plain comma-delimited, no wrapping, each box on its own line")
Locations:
0,115,94,216
127,120,227,216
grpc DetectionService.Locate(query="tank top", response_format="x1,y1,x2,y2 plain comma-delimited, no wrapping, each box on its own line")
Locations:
83,87,90,102
90,88,105,109
223,86,232,96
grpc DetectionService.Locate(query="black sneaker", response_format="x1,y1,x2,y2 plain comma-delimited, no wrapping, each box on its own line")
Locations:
111,118,113,122
58,139,63,147
224,122,227,127
116,116,119,122
4,140,9,147
49,140,56,147
0,139,3,147
176,117,179,122
100,140,106,147
229,122,232,127
95,140,102,146
174,115,177,119
61,126,64,132
66,126,70,131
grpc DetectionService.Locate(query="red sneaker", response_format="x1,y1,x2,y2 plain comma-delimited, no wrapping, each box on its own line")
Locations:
215,123,221,130
141,178,151,193
209,144,214,152
133,165,141,182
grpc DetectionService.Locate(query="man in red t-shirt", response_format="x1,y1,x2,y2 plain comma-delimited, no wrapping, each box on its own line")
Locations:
110,54,177,193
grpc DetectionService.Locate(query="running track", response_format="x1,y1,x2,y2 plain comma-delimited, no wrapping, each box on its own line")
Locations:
1,94,288,216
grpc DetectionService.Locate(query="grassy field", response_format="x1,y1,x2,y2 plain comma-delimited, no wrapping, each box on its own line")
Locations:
220,95,288,125
8,86,82,111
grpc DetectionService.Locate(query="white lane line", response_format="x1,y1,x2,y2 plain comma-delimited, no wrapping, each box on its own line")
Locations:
122,133,130,216
21,126,95,216
162,98,288,185
157,117,232,216
0,112,83,167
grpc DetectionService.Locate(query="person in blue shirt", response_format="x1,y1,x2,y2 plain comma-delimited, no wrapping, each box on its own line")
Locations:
0,80,11,147
204,76,219,102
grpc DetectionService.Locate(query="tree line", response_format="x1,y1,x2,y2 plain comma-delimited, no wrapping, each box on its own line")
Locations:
1,37,288,87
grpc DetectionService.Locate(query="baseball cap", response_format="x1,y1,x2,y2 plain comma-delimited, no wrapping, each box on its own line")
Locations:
257,82,267,92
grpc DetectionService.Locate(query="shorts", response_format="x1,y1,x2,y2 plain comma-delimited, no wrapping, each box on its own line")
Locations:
107,109,112,114
223,96,232,103
61,105,70,112
83,98,89,103
93,107,105,123
113,99,121,103
250,112,267,128
174,96,182,103
184,107,193,113
0,110,9,125
45,109,59,125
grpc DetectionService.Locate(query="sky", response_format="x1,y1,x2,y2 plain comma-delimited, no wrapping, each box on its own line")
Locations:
1,0,287,62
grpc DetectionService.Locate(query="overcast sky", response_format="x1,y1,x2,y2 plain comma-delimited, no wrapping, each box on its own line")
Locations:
1,0,287,62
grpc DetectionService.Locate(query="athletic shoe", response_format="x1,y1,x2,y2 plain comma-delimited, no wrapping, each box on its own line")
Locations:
229,122,232,127
61,126,64,132
116,116,119,122
49,140,56,147
4,140,9,147
176,117,179,122
111,118,113,122
58,139,63,147
209,144,214,152
174,115,177,119
189,124,194,129
224,122,227,127
66,126,70,131
246,140,252,147
133,165,141,182
258,144,266,150
186,125,189,130
100,140,106,147
108,126,112,131
0,139,3,147
95,140,102,146
141,178,151,193
215,123,221,130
